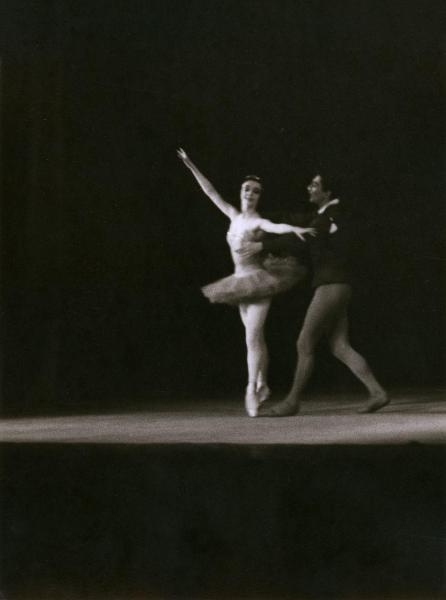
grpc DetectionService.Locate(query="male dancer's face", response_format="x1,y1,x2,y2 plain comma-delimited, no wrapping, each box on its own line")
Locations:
307,175,330,207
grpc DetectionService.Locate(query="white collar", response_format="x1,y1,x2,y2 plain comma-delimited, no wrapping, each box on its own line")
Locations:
317,198,340,215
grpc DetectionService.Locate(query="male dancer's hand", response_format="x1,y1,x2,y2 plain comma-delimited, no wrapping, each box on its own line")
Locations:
236,241,263,258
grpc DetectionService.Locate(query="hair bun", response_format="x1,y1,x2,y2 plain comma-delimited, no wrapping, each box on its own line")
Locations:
243,175,262,184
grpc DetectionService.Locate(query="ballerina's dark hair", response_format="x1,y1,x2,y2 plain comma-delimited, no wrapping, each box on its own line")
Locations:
242,174,263,185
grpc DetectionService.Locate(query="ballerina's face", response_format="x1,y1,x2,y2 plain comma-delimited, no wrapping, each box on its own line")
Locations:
240,180,262,213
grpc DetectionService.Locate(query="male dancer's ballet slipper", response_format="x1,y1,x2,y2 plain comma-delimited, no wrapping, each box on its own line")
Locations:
260,398,300,417
357,393,390,414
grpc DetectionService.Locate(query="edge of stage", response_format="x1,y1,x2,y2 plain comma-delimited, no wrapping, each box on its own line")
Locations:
0,388,445,445
1,388,445,600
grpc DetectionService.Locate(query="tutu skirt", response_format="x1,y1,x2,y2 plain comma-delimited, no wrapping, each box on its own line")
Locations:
202,256,307,305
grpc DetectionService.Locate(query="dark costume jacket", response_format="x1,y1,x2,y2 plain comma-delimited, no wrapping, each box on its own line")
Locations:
262,200,353,288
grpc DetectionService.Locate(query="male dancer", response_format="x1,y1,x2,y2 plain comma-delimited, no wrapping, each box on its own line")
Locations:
238,174,389,416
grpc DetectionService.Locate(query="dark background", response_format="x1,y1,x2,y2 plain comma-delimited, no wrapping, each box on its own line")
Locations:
1,5,445,599
1,0,445,414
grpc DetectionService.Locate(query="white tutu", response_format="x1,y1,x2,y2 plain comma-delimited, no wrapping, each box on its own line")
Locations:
202,256,307,305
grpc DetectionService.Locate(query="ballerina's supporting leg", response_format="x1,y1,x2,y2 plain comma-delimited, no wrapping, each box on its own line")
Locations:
256,333,270,404
239,299,271,416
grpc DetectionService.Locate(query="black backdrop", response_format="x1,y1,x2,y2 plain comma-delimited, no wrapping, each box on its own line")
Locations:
1,0,445,414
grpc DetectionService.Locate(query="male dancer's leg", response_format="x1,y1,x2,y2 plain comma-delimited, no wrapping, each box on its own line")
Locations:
262,284,350,416
329,312,388,413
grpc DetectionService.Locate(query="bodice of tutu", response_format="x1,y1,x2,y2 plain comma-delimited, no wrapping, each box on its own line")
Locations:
201,220,307,305
226,225,264,275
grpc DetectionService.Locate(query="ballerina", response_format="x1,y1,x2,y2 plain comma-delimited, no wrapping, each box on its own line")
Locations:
177,148,315,416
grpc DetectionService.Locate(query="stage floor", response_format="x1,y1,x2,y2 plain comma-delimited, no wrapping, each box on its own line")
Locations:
1,391,445,599
1,388,445,445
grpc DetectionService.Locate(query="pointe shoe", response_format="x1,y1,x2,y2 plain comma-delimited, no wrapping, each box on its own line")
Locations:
256,383,271,405
245,387,259,417
357,392,390,414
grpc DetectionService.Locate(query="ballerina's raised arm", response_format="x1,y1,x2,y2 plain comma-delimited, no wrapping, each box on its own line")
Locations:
177,148,239,220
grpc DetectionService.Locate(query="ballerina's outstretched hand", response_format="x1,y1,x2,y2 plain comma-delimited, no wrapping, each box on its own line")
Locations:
177,147,193,169
176,148,238,219
293,226,317,241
